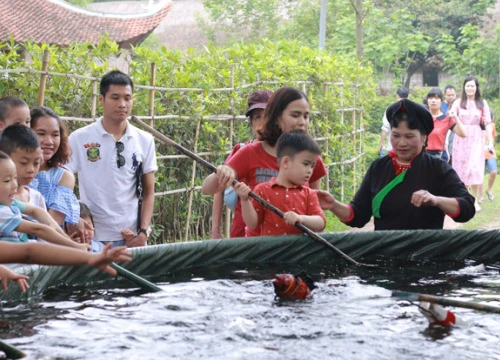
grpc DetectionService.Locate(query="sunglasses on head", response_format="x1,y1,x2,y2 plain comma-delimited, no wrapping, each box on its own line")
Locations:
116,141,125,168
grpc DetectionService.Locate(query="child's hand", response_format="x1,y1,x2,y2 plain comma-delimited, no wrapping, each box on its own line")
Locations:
216,165,236,188
233,182,251,201
283,211,301,226
120,228,135,242
0,266,30,293
87,243,132,275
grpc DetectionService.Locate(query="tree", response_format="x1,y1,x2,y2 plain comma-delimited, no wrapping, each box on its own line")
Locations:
200,0,498,92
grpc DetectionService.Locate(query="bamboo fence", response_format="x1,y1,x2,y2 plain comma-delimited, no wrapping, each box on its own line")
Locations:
0,50,366,242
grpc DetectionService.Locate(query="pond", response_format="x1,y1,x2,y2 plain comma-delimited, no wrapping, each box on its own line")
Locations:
1,261,499,359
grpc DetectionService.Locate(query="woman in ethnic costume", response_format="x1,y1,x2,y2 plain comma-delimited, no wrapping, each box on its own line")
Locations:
317,99,475,230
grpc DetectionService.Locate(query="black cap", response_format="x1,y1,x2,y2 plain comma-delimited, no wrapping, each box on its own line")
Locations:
386,98,434,135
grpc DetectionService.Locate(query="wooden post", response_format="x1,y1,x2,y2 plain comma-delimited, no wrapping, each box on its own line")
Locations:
352,110,357,194
91,79,98,120
37,50,50,106
184,92,204,241
149,62,156,127
323,82,330,192
224,66,236,238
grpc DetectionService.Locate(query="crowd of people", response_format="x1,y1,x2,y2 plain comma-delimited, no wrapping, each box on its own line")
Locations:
0,71,495,292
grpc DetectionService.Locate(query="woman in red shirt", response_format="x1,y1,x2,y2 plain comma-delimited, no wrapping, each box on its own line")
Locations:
202,87,327,237
425,87,466,163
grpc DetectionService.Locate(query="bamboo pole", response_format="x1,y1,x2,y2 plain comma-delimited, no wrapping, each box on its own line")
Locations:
352,110,357,194
224,66,236,238
91,79,98,120
37,50,50,106
183,95,203,241
148,62,156,127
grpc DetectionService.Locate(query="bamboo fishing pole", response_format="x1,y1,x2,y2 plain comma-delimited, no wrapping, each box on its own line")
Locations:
131,116,377,268
111,262,162,292
0,339,26,359
392,290,500,314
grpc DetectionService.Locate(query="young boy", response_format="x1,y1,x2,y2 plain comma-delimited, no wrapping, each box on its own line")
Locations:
234,130,326,236
0,125,46,209
66,202,104,253
0,150,87,250
0,96,31,130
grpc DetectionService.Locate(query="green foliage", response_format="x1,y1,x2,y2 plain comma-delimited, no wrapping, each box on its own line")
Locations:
201,0,498,96
0,37,376,242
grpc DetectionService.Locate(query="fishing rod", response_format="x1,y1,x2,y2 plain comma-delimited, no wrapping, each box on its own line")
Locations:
392,290,500,314
131,116,377,268
111,262,162,292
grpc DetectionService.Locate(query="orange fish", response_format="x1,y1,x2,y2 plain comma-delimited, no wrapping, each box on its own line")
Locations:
273,273,315,300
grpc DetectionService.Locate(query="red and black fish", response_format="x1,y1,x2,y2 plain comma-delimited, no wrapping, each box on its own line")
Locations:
272,272,315,300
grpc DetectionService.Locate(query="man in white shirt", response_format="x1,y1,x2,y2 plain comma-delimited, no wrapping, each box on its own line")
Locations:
67,71,157,247
378,87,409,156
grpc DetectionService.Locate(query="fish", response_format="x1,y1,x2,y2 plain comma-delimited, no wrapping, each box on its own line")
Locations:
272,272,315,300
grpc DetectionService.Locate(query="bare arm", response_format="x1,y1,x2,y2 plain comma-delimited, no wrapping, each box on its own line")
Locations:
0,242,132,276
316,190,352,222
283,212,326,232
23,203,66,236
448,109,467,138
202,165,236,195
234,182,259,230
211,192,224,239
16,220,88,251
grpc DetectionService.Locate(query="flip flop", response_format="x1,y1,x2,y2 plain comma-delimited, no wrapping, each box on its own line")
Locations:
486,191,495,201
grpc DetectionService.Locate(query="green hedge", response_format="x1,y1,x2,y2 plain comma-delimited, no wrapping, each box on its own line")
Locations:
0,37,377,242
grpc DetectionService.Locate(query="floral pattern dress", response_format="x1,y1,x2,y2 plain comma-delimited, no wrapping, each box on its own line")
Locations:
451,99,492,185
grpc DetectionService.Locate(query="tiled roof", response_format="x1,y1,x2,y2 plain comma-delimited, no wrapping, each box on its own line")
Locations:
0,0,173,48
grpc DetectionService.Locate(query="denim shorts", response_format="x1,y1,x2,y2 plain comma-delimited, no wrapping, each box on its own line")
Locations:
100,240,126,248
485,158,498,173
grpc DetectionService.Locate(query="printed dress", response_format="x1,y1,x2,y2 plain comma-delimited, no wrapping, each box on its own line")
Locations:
451,100,492,185
30,167,80,224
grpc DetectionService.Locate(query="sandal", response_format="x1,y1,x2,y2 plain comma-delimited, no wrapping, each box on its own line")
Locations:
478,197,484,203
475,202,482,212
486,191,495,201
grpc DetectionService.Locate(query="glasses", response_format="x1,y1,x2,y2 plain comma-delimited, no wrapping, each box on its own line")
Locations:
116,141,125,168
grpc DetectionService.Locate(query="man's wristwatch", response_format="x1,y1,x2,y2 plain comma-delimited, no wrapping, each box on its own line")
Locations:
138,228,150,237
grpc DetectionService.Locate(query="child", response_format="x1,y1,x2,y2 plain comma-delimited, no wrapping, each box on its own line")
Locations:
30,106,80,227
67,202,104,253
0,124,46,209
211,89,273,239
0,241,132,293
0,150,87,250
234,130,326,236
0,96,31,130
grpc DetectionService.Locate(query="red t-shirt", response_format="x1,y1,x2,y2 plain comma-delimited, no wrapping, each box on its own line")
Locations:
427,114,456,151
226,141,327,237
248,177,326,236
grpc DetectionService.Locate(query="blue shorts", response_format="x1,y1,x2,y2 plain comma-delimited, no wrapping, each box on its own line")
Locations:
100,240,126,248
485,158,498,173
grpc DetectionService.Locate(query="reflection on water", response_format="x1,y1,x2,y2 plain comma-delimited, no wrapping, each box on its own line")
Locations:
1,261,499,359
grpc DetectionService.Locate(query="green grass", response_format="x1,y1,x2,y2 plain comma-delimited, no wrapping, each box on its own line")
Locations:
459,174,500,230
